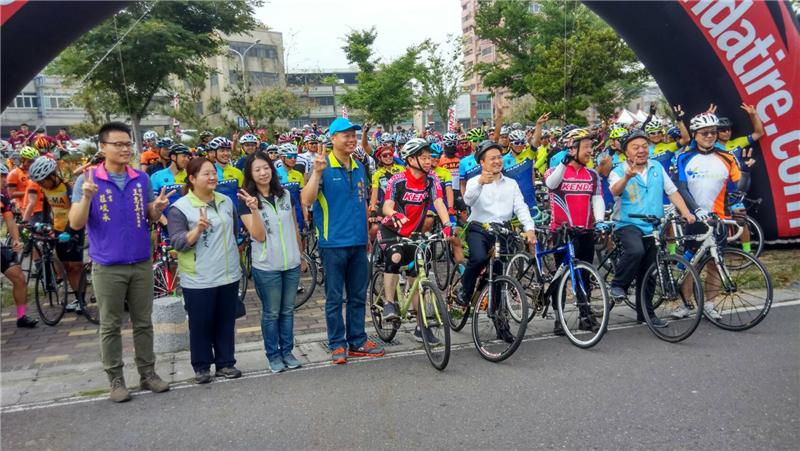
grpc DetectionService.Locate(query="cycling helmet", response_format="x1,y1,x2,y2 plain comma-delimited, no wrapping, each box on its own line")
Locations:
717,117,733,129
375,144,394,158
442,132,458,148
156,137,174,148
216,137,232,149
511,122,523,131
199,130,213,139
19,146,39,160
321,134,333,149
28,156,58,182
474,140,503,162
143,130,158,141
195,145,208,157
303,134,319,144
560,124,578,139
169,143,191,156
620,129,649,151
33,136,50,150
430,143,443,158
499,125,510,136
508,129,526,143
207,137,222,150
0,162,8,176
644,119,664,134
466,128,487,143
265,144,279,154
396,134,409,146
550,127,563,138
400,138,431,160
380,133,396,144
239,133,258,144
565,128,593,145
608,126,627,140
666,127,681,140
425,134,437,144
689,112,719,132
278,143,298,156
353,145,366,160
277,133,293,144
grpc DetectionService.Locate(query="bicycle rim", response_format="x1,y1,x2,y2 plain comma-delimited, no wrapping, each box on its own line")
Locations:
34,258,68,326
295,254,317,309
79,262,100,325
639,255,703,343
471,275,528,362
556,261,609,349
504,252,539,323
445,267,470,332
368,270,398,342
418,280,450,370
697,249,772,331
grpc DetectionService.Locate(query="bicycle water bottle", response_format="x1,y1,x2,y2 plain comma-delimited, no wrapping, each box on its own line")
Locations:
58,232,71,243
678,250,694,270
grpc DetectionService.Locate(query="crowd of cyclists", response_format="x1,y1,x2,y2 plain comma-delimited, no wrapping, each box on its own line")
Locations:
0,98,774,398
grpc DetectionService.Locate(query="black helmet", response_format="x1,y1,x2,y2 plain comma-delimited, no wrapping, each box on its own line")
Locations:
474,140,503,162
169,143,191,156
620,129,649,152
717,117,733,128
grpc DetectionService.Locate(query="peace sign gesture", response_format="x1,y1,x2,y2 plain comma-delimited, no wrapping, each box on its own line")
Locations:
741,147,757,169
153,187,176,212
237,189,259,210
82,169,98,200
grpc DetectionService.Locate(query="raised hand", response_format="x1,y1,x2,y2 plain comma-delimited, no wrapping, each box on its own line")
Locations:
196,207,210,233
740,103,757,116
706,103,717,114
672,104,685,119
624,165,637,180
536,112,550,125
313,151,328,172
153,187,176,212
82,169,98,200
237,189,259,210
741,147,756,168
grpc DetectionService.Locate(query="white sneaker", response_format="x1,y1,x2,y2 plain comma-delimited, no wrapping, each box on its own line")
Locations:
670,306,691,319
704,303,722,320
66,301,82,314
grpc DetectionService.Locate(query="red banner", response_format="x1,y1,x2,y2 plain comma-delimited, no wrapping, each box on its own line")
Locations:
680,0,800,237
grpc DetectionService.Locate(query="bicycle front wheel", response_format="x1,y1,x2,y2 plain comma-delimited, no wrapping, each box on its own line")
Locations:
428,239,451,291
418,280,450,370
556,261,609,349
35,258,68,326
697,249,772,331
638,255,703,343
78,262,100,325
471,275,528,362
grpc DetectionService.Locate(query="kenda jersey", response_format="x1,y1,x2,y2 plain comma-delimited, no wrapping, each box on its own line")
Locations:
502,148,536,208
150,167,187,207
458,154,481,187
371,164,405,205
676,150,740,216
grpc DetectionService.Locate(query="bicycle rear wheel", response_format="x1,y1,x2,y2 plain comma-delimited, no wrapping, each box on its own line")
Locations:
295,253,317,309
34,258,68,326
368,270,398,342
471,275,528,362
418,280,450,370
697,249,772,331
727,215,764,268
504,252,539,323
445,266,470,332
556,261,609,349
639,255,703,342
78,262,100,325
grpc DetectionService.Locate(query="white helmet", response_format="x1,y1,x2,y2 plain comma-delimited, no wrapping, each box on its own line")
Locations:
143,130,158,141
278,143,298,156
28,156,58,183
239,133,258,144
689,113,719,132
400,138,430,160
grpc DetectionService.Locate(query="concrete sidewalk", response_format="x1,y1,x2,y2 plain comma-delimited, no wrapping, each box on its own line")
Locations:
3,289,795,411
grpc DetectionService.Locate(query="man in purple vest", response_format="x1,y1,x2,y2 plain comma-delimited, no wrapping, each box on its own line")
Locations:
69,122,174,403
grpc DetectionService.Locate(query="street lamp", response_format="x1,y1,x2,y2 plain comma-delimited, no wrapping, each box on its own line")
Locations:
228,39,261,91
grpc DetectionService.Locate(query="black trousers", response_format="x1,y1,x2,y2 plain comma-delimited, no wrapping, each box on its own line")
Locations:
549,229,595,317
611,225,657,321
182,281,238,372
462,223,506,305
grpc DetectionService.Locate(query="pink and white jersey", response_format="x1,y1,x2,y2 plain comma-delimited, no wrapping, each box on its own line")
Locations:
544,165,601,231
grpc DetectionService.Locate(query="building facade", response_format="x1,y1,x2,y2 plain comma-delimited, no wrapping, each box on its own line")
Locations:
286,69,358,129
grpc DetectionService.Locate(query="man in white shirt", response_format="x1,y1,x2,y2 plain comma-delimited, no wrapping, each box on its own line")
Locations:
460,141,536,341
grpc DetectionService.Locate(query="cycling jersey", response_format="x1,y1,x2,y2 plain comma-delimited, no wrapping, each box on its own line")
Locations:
595,148,627,206
437,155,461,191
721,135,753,152
458,154,481,188
534,145,548,175
544,165,601,231
371,164,405,206
23,178,44,214
384,169,442,237
432,166,452,208
502,148,536,208
282,168,305,230
150,167,187,207
214,163,244,208
676,149,740,217
140,149,159,166
40,181,72,232
6,167,31,210
296,151,314,174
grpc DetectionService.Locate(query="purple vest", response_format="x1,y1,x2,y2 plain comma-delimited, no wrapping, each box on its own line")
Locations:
86,163,151,265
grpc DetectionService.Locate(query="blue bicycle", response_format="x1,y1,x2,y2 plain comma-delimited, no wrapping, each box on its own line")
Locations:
505,224,611,348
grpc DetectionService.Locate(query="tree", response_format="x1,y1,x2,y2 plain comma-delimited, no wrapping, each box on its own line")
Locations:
163,71,221,133
339,27,425,129
49,0,260,151
474,0,647,124
418,36,464,129
224,82,307,131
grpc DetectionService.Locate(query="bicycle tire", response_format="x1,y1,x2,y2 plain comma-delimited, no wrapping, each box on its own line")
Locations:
639,255,703,343
445,266,470,332
34,257,68,326
471,275,528,362
368,270,398,342
503,252,539,323
295,253,317,309
726,215,764,268
78,262,100,325
697,249,772,331
428,239,451,291
556,261,609,349
418,280,450,370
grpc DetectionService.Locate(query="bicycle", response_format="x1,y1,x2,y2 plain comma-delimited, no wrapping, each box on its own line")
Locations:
726,191,764,262
368,232,451,370
152,228,179,299
677,214,772,331
504,224,609,349
445,223,529,362
22,223,69,326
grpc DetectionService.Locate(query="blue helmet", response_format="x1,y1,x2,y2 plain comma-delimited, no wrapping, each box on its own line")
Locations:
430,143,443,158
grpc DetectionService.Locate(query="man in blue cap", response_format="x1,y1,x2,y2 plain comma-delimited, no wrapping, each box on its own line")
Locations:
301,117,384,364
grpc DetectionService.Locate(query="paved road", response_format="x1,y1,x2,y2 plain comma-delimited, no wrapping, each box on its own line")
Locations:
3,303,798,450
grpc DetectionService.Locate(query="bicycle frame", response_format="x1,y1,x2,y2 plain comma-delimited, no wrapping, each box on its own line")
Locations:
390,236,445,326
533,228,586,311
680,218,739,292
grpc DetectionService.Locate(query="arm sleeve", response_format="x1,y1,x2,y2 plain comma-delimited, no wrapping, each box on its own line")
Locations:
677,181,700,212
592,195,605,223
463,177,483,206
167,206,193,251
544,164,566,190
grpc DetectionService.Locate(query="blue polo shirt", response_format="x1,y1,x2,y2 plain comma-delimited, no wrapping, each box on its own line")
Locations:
312,153,368,248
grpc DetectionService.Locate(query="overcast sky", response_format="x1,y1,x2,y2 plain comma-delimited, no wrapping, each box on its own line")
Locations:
255,0,462,71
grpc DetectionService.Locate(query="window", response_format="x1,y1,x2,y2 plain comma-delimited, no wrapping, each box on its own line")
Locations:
464,48,473,57
229,42,278,60
481,46,493,55
476,99,491,111
11,92,38,109
210,73,219,87
315,96,334,106
249,71,279,87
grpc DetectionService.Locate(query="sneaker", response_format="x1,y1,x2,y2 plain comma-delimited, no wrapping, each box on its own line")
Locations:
16,315,38,328
650,317,669,328
413,326,441,345
268,358,286,373
494,317,515,344
704,303,722,320
670,306,691,319
399,274,407,286
215,367,242,379
578,317,599,332
195,370,212,384
283,353,302,369
609,286,627,301
553,320,565,336
348,339,385,357
297,284,305,294
455,287,468,307
382,302,400,321
331,347,347,364
139,371,170,393
109,377,131,402
65,300,78,312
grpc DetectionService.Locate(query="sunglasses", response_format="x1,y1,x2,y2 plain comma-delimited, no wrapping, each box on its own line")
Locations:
512,140,526,146
648,131,662,136
697,130,718,137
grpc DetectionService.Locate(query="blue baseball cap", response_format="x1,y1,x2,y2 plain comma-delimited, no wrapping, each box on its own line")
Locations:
328,117,362,136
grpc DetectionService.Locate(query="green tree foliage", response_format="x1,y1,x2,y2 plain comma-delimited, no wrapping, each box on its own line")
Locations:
50,0,260,148
474,0,647,124
224,81,307,131
339,27,425,129
164,71,221,133
418,36,464,128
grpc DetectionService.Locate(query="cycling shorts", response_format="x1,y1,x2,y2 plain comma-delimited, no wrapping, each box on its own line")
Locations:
377,225,418,277
55,228,85,263
1,246,18,273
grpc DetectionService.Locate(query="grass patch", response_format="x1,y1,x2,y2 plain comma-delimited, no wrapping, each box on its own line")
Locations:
758,248,800,289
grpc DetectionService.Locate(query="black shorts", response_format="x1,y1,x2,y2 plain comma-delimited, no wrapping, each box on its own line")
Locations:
55,228,85,263
684,221,726,254
377,225,417,276
453,190,467,213
1,246,18,274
